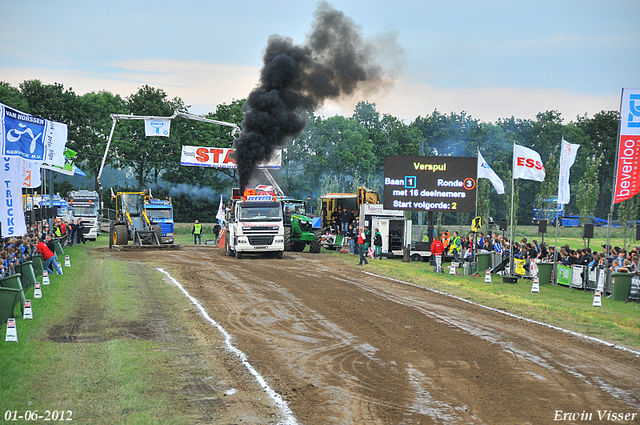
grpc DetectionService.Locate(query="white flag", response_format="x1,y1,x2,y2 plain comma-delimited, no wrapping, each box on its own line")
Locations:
20,159,42,188
216,195,226,225
1,156,28,237
144,118,171,137
558,138,580,205
513,144,545,182
477,151,505,194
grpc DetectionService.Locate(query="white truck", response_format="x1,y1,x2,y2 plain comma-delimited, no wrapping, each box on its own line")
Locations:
225,191,285,259
67,190,102,240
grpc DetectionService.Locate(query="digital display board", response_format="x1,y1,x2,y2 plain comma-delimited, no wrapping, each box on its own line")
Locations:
383,156,477,213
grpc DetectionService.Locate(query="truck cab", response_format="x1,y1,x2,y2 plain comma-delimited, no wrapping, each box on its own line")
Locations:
225,191,285,259
67,190,101,240
144,198,174,244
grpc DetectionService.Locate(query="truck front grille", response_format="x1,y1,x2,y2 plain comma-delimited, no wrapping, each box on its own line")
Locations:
248,235,274,246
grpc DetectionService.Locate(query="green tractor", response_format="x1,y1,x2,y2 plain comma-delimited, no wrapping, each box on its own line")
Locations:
281,199,322,253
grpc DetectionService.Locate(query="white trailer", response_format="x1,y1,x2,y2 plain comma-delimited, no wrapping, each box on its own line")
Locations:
358,204,411,258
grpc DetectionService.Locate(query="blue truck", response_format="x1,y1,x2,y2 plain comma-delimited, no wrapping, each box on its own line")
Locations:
532,200,581,227
144,198,174,244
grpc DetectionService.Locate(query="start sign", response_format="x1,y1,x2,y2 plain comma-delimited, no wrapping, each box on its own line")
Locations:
181,146,281,169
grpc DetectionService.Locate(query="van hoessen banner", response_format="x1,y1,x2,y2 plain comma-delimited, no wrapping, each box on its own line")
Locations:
614,88,640,203
181,146,281,169
383,156,477,213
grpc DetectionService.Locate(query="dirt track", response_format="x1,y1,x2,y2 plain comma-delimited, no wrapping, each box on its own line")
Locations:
118,246,640,425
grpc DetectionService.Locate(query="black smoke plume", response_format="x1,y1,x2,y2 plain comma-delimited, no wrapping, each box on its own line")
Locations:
234,2,399,191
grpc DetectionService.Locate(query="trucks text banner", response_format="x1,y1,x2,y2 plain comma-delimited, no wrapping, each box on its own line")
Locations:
181,146,281,169
614,88,640,203
383,155,477,213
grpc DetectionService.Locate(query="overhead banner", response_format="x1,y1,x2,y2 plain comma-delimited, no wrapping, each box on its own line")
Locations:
1,156,28,237
557,138,580,205
513,144,545,182
614,88,640,203
0,102,68,166
180,146,282,169
383,155,477,213
144,118,171,137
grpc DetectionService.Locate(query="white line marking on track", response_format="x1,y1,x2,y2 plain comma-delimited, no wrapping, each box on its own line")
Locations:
156,267,299,425
362,270,640,358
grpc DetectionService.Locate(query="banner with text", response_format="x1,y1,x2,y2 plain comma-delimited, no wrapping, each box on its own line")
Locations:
614,88,640,203
383,156,477,213
0,102,68,166
1,156,28,237
180,146,281,169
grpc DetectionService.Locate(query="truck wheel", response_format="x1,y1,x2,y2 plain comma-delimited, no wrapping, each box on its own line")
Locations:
225,234,234,257
152,225,162,244
113,225,128,247
276,251,283,259
310,230,322,253
236,251,243,259
411,254,422,262
284,226,292,251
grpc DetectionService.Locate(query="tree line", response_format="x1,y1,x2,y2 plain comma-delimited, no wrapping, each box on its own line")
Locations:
1,80,637,226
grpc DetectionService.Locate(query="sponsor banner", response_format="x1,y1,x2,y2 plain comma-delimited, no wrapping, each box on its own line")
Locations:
557,138,580,205
180,146,281,169
144,118,171,137
614,88,640,203
0,103,68,166
513,144,545,182
1,156,28,237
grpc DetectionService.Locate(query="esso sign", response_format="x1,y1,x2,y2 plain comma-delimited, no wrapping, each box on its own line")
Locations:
516,157,544,171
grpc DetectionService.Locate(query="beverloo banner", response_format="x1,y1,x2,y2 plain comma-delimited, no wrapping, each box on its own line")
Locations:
1,156,28,237
614,88,640,203
0,103,68,167
181,146,281,169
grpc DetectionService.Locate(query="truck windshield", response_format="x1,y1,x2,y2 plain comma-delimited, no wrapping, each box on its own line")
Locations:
72,206,98,216
239,204,282,221
146,209,172,219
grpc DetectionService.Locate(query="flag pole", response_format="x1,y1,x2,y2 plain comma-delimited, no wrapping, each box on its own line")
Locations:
605,89,625,259
509,143,515,277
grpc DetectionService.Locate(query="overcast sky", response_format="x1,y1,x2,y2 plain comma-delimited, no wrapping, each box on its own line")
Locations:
1,0,638,123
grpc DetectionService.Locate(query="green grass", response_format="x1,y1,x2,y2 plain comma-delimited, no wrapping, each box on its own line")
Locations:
325,250,640,351
0,239,195,424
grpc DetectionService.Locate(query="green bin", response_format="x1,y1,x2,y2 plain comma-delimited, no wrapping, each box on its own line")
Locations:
611,272,632,302
476,252,492,276
31,254,44,276
537,262,554,285
54,239,64,259
15,261,37,291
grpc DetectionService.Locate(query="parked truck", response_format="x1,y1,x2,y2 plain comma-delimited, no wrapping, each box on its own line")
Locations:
67,190,101,240
144,198,175,244
224,189,285,259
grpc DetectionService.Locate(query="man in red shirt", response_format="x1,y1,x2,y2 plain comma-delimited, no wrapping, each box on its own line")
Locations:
431,235,444,273
37,237,63,275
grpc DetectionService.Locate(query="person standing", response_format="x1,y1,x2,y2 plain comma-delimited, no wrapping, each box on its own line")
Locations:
340,208,351,235
76,218,87,244
347,224,356,254
373,228,383,260
431,235,444,273
450,231,461,262
192,220,202,245
357,226,368,266
213,222,221,245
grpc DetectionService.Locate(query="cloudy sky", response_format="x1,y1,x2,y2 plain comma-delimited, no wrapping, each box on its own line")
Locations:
1,0,638,123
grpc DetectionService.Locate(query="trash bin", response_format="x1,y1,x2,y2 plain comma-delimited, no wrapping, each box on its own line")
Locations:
611,272,633,302
537,262,554,285
54,239,64,259
476,252,492,275
31,254,44,276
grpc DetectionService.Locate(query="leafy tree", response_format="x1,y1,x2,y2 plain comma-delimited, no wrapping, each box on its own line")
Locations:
576,154,602,227
618,196,638,250
0,81,29,111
